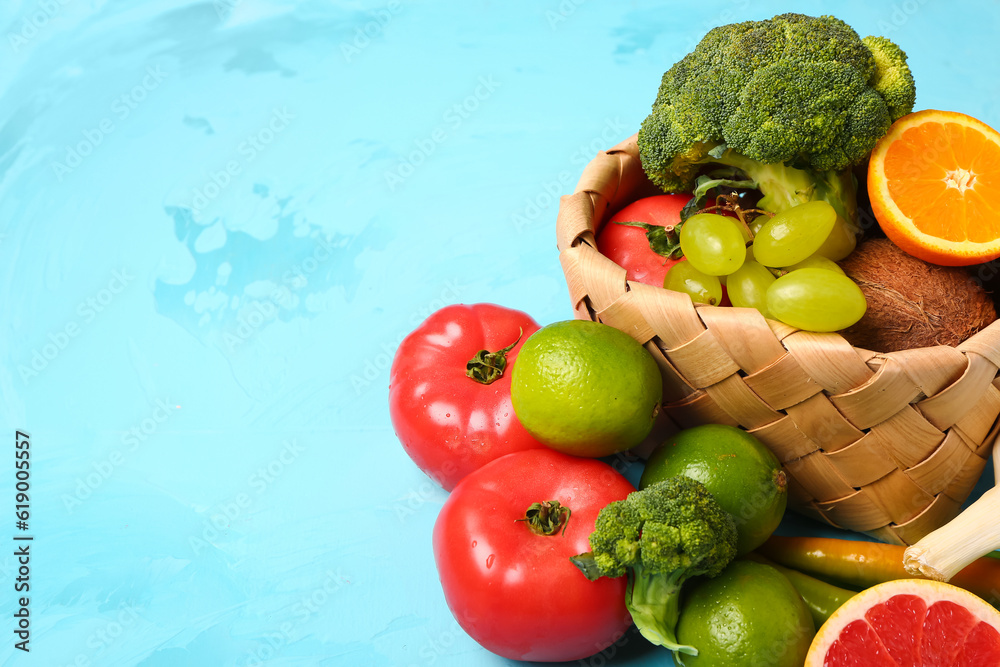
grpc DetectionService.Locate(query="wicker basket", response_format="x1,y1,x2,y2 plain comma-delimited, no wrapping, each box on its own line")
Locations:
557,133,1000,546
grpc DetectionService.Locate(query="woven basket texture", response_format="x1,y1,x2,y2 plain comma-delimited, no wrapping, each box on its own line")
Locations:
556,134,1000,546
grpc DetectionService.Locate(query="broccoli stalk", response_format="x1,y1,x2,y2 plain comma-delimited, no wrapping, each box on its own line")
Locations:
711,147,860,235
637,13,915,232
570,477,738,656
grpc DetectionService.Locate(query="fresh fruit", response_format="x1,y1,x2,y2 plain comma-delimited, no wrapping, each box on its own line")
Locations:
674,560,815,667
510,320,662,457
726,259,775,317
433,449,635,662
640,424,786,555
804,579,1000,666
766,268,867,332
388,303,544,490
680,213,748,276
664,260,724,305
868,109,1000,266
782,254,845,275
752,201,838,268
596,194,690,287
838,238,996,352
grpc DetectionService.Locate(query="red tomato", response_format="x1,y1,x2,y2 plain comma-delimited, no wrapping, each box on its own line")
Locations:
389,303,544,491
433,449,635,662
595,194,691,287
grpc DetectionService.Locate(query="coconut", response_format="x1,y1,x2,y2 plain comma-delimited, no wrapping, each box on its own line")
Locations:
837,238,997,353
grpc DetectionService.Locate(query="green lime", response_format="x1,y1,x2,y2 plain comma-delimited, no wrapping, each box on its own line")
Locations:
639,424,786,555
674,560,814,667
510,320,662,458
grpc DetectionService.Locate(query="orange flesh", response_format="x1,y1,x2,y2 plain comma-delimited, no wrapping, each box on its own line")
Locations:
883,121,1000,243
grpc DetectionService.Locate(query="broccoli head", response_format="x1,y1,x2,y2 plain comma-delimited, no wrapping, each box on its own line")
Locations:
637,13,916,228
571,476,738,656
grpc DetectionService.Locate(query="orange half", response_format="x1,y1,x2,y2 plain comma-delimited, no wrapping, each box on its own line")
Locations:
868,109,1000,266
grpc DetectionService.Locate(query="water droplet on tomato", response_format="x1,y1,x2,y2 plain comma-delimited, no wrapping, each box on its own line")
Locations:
486,554,495,569
471,540,477,548
445,413,450,418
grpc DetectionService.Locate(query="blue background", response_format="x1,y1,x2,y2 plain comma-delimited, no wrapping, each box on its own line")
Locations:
1,1,998,665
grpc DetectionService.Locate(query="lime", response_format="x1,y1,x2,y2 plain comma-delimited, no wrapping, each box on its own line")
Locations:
675,560,814,667
639,424,786,555
510,320,662,458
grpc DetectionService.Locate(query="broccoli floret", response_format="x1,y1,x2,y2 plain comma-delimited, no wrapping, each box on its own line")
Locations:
571,477,737,656
637,13,916,231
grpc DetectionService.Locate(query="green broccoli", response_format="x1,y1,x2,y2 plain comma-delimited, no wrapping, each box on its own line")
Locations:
570,476,737,656
637,13,916,231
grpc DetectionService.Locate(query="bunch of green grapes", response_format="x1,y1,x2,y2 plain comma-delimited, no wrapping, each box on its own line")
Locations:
664,201,866,332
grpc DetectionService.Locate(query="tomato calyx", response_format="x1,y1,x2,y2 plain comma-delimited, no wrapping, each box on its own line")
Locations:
465,329,523,385
517,500,572,537
613,220,683,260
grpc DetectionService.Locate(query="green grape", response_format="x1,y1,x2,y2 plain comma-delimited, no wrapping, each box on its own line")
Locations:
765,268,867,332
752,201,837,268
781,254,845,275
749,215,770,237
727,259,775,317
664,261,723,306
680,213,747,276
814,216,858,261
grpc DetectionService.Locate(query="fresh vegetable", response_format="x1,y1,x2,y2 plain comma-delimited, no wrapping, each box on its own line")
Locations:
595,194,690,286
570,476,738,655
675,560,814,667
805,579,1000,666
637,13,915,229
905,441,1000,585
639,424,787,556
746,554,856,628
510,320,662,457
869,109,1000,266
388,303,543,490
432,449,635,662
838,238,996,352
761,535,1000,606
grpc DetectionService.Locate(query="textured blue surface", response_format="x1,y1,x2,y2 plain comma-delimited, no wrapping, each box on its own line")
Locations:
1,1,998,665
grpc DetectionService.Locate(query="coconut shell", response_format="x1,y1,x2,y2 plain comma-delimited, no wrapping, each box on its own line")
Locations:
837,238,997,353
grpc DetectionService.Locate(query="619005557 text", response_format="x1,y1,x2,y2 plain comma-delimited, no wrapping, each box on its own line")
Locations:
14,430,32,653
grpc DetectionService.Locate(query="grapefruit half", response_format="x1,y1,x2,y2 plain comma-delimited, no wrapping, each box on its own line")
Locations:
805,578,1000,666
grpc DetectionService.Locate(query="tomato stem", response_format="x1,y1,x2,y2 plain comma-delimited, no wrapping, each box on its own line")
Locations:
465,329,522,385
517,500,571,536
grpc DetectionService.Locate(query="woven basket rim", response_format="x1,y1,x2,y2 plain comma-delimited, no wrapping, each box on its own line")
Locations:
556,132,1000,355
